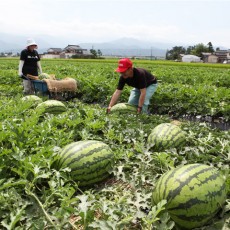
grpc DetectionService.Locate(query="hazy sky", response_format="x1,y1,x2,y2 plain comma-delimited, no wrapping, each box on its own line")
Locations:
1,0,229,47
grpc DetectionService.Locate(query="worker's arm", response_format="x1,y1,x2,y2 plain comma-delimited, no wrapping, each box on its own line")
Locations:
107,89,122,113
137,88,146,113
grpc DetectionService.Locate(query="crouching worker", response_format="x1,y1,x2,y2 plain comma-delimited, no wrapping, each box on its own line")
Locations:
107,58,158,114
18,38,42,95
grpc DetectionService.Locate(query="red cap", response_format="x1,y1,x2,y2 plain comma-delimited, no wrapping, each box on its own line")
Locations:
115,58,133,72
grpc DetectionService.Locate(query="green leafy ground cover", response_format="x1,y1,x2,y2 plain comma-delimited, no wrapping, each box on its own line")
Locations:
0,58,229,120
0,58,229,229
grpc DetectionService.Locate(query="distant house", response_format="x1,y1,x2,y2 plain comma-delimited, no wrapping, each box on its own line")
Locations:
63,45,88,58
61,45,92,58
214,50,229,63
42,45,91,59
202,50,230,63
42,48,63,59
202,53,218,63
64,45,84,53
47,48,63,54
208,54,219,63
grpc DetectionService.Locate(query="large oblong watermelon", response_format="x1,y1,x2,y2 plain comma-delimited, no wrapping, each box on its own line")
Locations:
21,95,43,107
147,123,186,151
110,103,137,114
56,140,115,187
35,100,66,114
152,163,227,229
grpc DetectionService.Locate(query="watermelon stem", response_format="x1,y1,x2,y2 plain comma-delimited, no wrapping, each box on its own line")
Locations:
26,188,58,229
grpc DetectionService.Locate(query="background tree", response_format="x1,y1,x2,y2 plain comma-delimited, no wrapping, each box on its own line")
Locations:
90,49,103,58
191,43,209,57
90,49,98,58
185,46,195,54
166,46,186,60
97,49,102,58
207,42,214,53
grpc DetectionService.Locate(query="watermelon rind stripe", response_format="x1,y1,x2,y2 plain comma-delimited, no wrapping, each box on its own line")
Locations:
70,153,114,172
74,161,112,177
152,164,226,229
152,166,176,203
169,181,226,211
151,124,169,143
171,211,217,224
58,141,104,168
153,164,223,205
157,128,184,150
171,214,213,229
169,183,226,219
57,142,80,168
162,165,216,204
152,125,169,149
71,161,113,186
147,123,185,150
67,145,111,164
61,145,111,168
57,140,114,186
167,167,220,203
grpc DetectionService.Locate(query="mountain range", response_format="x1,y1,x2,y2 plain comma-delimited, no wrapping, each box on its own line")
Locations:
0,33,179,57
79,37,174,57
0,33,227,58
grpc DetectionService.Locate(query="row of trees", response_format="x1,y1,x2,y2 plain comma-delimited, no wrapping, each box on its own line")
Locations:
166,42,219,60
90,49,103,58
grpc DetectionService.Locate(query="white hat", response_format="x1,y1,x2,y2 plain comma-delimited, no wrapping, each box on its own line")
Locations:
26,38,37,47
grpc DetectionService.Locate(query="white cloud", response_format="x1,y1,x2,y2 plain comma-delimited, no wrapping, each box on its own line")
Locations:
0,0,230,48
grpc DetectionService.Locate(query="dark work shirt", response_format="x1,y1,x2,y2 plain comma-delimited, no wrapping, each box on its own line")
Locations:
117,67,157,90
20,48,40,76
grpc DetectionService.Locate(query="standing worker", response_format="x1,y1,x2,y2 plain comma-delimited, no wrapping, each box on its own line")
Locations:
107,58,158,114
18,38,42,95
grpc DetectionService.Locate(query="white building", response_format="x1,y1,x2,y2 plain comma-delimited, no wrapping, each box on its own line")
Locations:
182,55,201,63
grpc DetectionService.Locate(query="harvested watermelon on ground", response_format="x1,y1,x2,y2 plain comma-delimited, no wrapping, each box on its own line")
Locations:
56,140,115,187
110,103,137,114
147,123,186,151
39,72,56,80
21,95,43,107
35,99,66,114
152,163,227,229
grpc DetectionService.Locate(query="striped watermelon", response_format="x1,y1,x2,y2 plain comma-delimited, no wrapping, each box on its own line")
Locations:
152,164,226,229
110,103,137,114
56,140,115,187
35,99,66,114
21,95,42,107
147,123,186,151
39,72,55,80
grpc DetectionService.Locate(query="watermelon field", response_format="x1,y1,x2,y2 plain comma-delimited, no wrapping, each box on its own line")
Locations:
0,58,230,229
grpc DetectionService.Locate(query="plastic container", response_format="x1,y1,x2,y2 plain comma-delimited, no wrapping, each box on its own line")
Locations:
32,80,49,96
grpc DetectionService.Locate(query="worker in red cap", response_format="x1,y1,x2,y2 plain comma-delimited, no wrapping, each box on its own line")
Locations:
107,58,158,114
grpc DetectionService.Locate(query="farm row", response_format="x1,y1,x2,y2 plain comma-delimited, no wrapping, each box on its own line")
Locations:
0,58,229,121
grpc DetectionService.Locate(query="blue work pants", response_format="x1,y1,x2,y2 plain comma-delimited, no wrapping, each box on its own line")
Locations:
128,84,158,113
